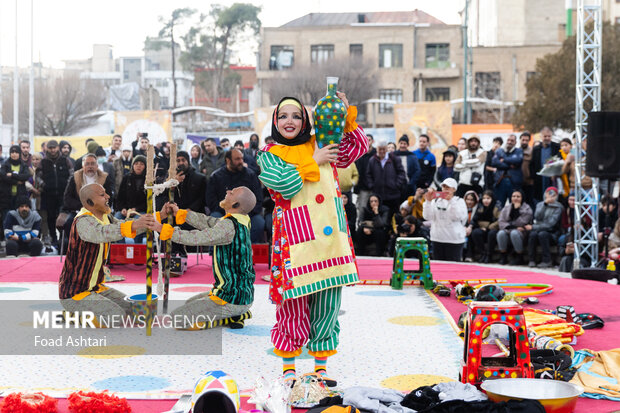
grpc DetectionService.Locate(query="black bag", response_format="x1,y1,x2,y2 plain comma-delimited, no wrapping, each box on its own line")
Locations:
471,171,482,186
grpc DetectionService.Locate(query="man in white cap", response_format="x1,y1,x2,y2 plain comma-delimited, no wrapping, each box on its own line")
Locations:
113,145,134,193
422,177,468,261
454,135,486,197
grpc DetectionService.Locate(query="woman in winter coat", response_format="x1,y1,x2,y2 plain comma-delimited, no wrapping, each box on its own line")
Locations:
422,177,468,261
471,190,501,263
496,189,533,265
463,190,479,261
433,148,458,189
355,194,390,256
189,144,203,171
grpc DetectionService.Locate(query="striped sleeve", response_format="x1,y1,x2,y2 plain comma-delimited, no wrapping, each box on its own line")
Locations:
335,126,369,168
257,151,304,200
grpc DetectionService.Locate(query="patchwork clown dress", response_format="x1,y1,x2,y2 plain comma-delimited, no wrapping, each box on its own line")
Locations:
257,102,368,359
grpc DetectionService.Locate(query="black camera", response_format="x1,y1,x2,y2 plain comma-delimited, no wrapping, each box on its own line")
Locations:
140,132,148,138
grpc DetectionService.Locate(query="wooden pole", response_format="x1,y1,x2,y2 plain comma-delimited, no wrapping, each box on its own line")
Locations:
145,145,155,336
164,143,177,313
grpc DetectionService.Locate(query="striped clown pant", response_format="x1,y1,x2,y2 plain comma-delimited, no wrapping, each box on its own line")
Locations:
271,286,342,358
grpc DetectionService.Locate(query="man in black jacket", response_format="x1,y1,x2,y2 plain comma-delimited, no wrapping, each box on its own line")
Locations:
354,133,375,225
366,141,407,222
40,140,72,245
158,151,207,256
531,127,560,204
205,148,264,243
170,151,207,213
1,146,32,240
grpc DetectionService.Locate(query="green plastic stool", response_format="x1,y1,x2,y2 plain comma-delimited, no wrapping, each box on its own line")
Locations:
391,237,433,290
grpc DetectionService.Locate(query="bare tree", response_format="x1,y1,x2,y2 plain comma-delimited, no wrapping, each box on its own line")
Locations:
153,8,196,109
34,76,105,136
266,57,378,109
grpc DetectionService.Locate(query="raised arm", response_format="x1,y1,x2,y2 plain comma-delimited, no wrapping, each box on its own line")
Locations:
335,106,369,168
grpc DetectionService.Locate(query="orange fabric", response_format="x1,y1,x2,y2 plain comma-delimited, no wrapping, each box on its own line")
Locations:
159,223,174,241
176,209,188,225
71,284,108,301
344,106,358,133
308,349,338,358
559,150,570,198
274,347,303,358
155,211,161,223
209,293,228,305
120,221,136,238
267,138,320,182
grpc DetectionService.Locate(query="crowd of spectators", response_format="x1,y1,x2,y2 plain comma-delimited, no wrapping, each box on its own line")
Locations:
0,128,617,272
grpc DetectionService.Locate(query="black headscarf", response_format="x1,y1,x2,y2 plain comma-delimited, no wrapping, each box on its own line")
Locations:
271,96,312,146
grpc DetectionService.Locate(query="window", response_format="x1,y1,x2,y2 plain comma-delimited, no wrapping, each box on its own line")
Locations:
425,87,450,101
379,44,403,68
269,45,294,70
161,96,169,107
378,89,402,113
350,44,363,58
425,43,450,68
474,72,501,100
311,44,334,64
240,87,252,101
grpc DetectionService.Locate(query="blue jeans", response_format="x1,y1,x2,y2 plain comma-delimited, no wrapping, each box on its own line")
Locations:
494,178,513,209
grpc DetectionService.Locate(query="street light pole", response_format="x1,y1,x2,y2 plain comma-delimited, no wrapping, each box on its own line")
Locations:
29,0,34,142
14,0,19,142
462,0,471,124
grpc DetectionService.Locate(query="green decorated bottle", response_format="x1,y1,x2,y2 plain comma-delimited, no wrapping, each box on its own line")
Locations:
314,76,347,148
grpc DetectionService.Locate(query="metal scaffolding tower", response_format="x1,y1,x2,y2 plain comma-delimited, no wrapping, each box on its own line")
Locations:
574,0,601,269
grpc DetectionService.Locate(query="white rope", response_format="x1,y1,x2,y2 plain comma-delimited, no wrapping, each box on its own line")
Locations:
144,179,179,197
144,179,179,296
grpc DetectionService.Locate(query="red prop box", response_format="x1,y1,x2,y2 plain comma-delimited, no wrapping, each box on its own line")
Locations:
109,244,147,265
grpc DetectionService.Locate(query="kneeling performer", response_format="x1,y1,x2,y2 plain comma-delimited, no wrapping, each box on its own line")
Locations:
150,186,256,329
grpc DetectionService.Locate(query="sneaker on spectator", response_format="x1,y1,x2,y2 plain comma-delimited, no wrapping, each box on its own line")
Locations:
528,261,536,268
537,261,552,268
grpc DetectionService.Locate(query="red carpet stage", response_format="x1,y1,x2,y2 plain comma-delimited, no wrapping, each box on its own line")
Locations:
1,255,618,412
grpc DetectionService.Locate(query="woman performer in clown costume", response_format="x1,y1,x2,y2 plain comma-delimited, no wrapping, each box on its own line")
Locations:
257,93,368,383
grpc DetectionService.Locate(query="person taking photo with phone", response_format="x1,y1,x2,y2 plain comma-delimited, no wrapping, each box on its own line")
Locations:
422,177,468,261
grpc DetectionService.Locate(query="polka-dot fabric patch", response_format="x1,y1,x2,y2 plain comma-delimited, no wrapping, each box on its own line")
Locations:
77,345,146,359
356,290,406,297
92,375,170,392
0,287,29,293
381,374,454,392
0,281,462,398
388,316,444,326
227,325,271,337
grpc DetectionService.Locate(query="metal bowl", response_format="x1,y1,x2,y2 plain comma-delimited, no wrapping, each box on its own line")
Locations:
481,378,583,413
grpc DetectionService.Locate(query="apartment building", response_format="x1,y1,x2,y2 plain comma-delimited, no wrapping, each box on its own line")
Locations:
257,9,563,126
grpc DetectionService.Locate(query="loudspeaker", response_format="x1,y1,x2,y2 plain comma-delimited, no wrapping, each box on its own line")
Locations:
586,111,620,178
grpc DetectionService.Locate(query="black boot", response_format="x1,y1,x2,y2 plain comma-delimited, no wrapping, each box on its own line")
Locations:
499,252,508,265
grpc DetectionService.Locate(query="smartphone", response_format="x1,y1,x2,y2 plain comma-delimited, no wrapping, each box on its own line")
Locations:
433,191,446,199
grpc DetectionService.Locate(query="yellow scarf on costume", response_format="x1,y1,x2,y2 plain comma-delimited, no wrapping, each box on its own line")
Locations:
267,136,320,182
559,149,570,197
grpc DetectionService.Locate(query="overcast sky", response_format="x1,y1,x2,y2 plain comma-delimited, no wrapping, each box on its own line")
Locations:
0,0,463,69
